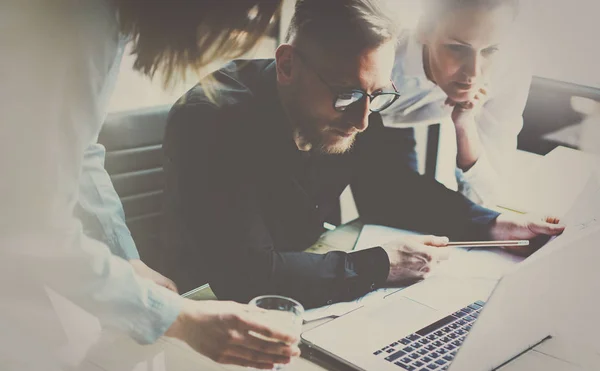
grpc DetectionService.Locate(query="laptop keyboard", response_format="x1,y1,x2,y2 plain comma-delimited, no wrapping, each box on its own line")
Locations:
372,300,485,371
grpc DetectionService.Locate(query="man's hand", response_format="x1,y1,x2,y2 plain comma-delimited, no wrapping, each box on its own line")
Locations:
490,214,566,256
130,259,178,293
381,235,450,284
166,300,301,369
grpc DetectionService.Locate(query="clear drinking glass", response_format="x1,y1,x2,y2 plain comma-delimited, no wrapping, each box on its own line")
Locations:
248,295,304,371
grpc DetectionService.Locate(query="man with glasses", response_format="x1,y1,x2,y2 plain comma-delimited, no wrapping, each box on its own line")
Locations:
163,0,564,309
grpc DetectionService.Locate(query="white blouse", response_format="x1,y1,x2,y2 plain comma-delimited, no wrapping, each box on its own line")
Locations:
382,32,532,206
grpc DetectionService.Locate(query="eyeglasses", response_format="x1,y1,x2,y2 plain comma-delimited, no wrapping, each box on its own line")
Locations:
294,48,401,113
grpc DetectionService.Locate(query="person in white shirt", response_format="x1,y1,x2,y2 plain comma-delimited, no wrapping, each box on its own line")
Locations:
382,0,530,206
0,1,299,370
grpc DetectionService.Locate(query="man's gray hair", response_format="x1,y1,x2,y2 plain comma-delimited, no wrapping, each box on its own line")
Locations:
285,0,400,54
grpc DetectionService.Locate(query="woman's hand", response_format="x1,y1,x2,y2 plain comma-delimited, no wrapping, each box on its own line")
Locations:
445,87,489,128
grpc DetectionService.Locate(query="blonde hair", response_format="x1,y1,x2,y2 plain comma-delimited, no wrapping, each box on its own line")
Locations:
114,0,281,86
420,0,519,32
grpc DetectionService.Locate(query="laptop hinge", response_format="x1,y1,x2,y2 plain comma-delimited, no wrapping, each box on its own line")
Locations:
492,335,553,370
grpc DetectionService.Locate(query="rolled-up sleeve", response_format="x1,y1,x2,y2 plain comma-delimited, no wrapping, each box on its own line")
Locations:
77,142,140,260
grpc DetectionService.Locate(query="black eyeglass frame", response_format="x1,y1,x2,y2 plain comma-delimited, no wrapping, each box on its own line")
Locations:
293,48,401,113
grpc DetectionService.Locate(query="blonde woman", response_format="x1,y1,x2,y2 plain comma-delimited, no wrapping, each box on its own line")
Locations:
383,0,530,206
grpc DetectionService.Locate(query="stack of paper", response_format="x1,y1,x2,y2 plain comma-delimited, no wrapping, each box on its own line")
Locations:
497,146,600,216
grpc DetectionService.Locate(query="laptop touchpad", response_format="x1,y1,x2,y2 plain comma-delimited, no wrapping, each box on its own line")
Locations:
304,296,441,352
363,297,438,336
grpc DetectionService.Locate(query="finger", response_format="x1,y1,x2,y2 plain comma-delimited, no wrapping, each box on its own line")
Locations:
419,258,446,276
455,104,472,112
402,244,434,262
544,215,562,225
454,102,469,111
445,97,456,106
233,334,300,357
216,355,276,369
404,254,431,272
242,305,269,315
421,258,443,273
222,344,293,365
235,313,298,345
419,260,443,276
528,221,566,236
419,235,450,247
415,265,431,279
163,279,179,293
405,238,449,261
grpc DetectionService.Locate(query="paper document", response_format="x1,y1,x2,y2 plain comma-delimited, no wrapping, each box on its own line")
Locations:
532,175,600,258
559,175,600,231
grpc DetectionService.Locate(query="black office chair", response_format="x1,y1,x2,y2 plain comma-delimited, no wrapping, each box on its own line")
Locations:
98,105,171,273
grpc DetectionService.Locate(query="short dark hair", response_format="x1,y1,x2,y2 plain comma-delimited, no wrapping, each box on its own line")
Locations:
113,0,281,86
285,0,399,54
421,0,519,31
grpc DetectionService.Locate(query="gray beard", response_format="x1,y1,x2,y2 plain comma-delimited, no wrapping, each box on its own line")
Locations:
294,123,356,155
284,93,355,155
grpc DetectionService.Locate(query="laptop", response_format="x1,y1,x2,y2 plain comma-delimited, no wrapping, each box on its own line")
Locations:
302,226,600,371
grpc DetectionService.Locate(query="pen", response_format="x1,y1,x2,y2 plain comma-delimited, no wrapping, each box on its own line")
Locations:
446,240,529,248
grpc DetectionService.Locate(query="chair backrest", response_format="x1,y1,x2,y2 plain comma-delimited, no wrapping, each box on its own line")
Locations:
98,105,171,271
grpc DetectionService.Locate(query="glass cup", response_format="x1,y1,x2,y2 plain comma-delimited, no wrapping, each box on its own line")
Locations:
248,295,304,370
